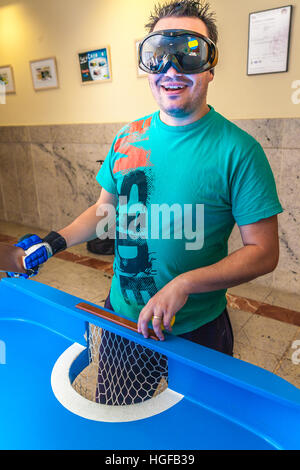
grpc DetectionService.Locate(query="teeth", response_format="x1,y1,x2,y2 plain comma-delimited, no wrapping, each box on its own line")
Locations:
163,85,185,90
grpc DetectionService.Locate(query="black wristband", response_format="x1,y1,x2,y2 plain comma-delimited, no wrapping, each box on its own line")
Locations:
43,231,67,256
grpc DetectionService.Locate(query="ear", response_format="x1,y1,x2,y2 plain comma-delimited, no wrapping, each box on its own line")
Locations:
208,69,215,82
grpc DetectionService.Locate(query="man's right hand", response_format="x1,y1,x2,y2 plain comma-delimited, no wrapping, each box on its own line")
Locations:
6,231,67,279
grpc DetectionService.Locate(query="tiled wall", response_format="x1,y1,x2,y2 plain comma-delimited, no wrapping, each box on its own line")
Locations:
0,123,124,230
230,118,300,294
0,118,299,294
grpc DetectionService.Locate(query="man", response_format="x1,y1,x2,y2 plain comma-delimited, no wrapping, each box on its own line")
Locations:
8,1,282,360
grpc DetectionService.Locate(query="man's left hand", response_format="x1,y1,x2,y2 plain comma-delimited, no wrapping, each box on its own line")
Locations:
137,277,188,341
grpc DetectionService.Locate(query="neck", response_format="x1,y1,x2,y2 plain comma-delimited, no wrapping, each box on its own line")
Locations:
159,103,210,126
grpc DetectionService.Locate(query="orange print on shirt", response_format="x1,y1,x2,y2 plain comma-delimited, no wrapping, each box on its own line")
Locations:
113,116,153,174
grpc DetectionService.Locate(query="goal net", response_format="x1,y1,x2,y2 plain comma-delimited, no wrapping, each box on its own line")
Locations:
72,323,168,406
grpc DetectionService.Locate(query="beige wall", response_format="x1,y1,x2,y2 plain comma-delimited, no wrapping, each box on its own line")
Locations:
211,0,300,119
0,0,299,125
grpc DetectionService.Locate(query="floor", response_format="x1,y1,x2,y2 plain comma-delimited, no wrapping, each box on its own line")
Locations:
0,220,299,389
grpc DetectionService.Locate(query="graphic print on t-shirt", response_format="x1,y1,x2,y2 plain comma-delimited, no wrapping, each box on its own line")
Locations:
113,116,153,175
112,116,158,306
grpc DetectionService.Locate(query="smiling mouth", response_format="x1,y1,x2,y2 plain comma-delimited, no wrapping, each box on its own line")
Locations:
161,85,188,94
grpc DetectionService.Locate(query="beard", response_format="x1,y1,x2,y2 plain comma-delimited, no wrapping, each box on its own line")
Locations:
149,76,209,119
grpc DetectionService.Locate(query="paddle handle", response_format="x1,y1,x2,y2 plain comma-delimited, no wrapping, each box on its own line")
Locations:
76,302,159,341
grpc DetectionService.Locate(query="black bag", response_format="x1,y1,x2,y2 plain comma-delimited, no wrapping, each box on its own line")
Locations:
86,237,114,255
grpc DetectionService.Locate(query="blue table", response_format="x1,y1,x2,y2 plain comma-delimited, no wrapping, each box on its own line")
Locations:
0,277,299,450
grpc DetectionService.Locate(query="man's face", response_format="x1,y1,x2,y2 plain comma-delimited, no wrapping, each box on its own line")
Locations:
147,16,214,124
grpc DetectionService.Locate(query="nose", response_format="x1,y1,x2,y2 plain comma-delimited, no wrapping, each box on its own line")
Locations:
164,65,181,76
161,62,186,80
159,55,183,75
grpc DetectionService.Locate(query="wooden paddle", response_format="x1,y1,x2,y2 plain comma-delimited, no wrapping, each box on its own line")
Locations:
0,243,27,273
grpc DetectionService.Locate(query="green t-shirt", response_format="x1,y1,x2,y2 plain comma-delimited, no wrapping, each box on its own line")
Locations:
96,106,283,335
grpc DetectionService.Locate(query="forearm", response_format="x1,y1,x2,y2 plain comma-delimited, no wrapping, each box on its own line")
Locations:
58,203,105,248
178,244,278,295
10,190,116,278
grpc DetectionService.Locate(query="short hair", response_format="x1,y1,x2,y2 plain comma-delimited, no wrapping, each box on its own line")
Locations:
145,0,218,45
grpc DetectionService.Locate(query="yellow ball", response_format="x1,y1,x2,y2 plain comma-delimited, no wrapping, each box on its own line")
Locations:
161,316,175,330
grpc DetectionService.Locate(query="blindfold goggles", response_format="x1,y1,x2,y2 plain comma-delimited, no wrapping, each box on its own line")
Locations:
139,29,218,75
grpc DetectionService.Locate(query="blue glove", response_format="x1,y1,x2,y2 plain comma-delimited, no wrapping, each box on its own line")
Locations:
6,231,67,279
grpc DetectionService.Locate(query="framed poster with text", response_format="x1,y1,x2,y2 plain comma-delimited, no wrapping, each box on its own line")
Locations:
247,5,293,75
78,47,112,84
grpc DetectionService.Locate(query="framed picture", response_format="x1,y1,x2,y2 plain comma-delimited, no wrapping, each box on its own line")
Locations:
30,57,59,91
78,47,112,84
0,65,16,94
135,39,147,78
247,5,293,76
